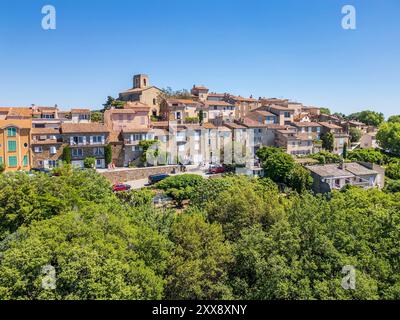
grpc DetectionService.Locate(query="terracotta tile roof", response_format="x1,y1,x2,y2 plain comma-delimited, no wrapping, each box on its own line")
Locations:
203,122,217,129
229,95,258,103
3,107,33,117
151,121,169,128
223,122,247,129
319,122,342,129
120,86,161,94
124,101,150,111
207,93,226,97
204,101,233,107
168,99,198,105
251,110,276,117
241,117,285,129
0,119,32,129
61,123,109,134
31,127,61,135
269,104,295,112
122,127,153,133
192,85,208,90
292,122,321,127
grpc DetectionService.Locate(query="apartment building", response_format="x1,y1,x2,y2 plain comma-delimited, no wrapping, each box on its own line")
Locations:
31,127,63,169
275,129,315,156
191,85,209,102
267,104,295,125
319,122,350,155
203,100,236,124
0,119,32,171
31,106,61,129
60,123,109,168
225,95,260,119
160,99,202,123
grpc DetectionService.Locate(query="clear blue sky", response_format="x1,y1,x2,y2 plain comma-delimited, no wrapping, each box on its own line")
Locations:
0,0,399,116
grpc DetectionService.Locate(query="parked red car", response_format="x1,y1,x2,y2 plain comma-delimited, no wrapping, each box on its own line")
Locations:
208,165,225,174
112,183,131,192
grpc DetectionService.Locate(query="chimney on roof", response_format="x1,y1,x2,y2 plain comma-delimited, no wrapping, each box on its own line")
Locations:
338,160,346,170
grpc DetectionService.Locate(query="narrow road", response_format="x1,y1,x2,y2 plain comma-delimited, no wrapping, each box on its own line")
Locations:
125,167,213,190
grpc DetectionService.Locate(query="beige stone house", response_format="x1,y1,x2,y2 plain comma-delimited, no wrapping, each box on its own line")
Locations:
61,123,109,169
31,127,63,169
119,74,162,117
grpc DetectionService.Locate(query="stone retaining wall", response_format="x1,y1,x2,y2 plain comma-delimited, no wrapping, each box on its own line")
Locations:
99,165,180,184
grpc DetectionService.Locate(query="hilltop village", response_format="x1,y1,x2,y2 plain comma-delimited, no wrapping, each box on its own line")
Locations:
0,74,385,193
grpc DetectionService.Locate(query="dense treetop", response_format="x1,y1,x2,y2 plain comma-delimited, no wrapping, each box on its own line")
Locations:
0,166,399,300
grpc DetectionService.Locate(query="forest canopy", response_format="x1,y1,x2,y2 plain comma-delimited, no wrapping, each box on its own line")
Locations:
0,169,399,300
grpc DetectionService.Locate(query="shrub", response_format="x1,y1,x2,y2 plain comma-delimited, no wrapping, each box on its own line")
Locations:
62,146,72,164
83,157,96,169
385,163,400,180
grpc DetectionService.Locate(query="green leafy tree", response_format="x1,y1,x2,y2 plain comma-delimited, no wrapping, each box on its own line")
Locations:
377,122,400,154
285,165,313,193
263,152,295,183
156,174,204,207
347,148,384,164
320,108,331,115
348,110,385,127
388,115,400,123
165,212,233,300
184,116,199,124
138,140,160,165
342,142,348,159
198,110,204,124
84,157,96,169
385,162,400,180
309,151,341,164
91,111,103,123
321,132,334,152
102,96,125,111
349,128,362,143
384,179,400,193
256,146,285,163
62,146,72,164
0,209,170,299
104,144,112,166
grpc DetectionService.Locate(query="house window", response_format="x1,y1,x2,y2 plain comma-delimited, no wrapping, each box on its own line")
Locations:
7,127,17,137
92,136,103,144
34,146,43,153
73,136,84,145
93,147,104,156
284,111,291,118
72,148,83,157
48,160,57,168
23,155,29,167
0,156,3,164
153,98,156,105
8,140,17,152
50,146,57,154
8,156,17,167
